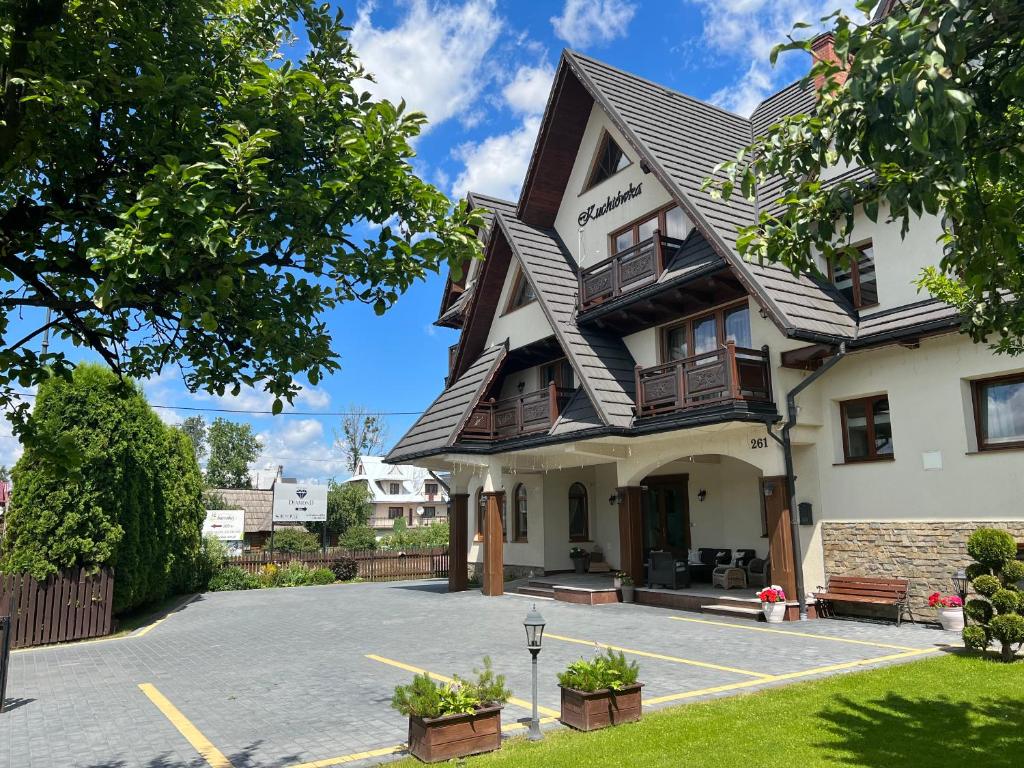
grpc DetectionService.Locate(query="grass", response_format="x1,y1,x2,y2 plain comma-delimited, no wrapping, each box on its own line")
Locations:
391,654,1024,767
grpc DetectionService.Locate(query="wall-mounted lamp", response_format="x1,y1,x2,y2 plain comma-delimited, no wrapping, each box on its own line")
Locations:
763,481,776,497
697,489,707,503
517,381,525,394
609,489,626,506
759,307,770,319
640,160,651,174
608,494,617,506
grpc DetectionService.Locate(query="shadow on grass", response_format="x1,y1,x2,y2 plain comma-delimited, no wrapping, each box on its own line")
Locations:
815,686,1024,766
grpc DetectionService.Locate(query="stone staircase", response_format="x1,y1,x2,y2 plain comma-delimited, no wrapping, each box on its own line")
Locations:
698,594,766,621
516,581,556,599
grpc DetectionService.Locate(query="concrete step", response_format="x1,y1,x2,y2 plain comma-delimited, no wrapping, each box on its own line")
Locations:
700,604,765,621
518,586,555,598
703,595,762,611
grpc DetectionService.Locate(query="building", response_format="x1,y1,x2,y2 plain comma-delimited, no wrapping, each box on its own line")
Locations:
387,41,1024,618
345,456,449,533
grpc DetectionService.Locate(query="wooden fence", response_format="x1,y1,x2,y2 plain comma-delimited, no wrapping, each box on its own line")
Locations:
226,546,450,581
0,567,114,649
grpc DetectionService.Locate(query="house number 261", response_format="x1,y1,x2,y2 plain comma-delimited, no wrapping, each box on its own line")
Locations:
750,437,768,449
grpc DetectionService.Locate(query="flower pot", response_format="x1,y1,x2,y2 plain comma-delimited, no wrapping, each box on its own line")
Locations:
762,601,786,623
407,706,502,763
937,606,964,633
619,585,635,603
613,577,623,589
559,684,643,731
572,557,587,574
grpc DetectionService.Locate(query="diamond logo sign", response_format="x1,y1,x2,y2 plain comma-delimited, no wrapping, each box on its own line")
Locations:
295,489,307,499
272,483,327,522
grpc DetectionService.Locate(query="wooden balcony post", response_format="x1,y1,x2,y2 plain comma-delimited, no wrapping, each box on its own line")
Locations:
548,380,558,424
448,493,469,592
482,490,505,596
653,228,664,275
677,357,686,408
634,365,644,415
617,487,645,586
726,341,741,399
761,344,773,402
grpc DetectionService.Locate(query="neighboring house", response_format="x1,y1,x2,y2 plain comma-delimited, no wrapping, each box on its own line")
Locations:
388,40,1024,618
210,487,275,549
345,456,449,533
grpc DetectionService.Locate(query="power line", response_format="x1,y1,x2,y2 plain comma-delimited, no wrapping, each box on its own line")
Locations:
8,391,422,417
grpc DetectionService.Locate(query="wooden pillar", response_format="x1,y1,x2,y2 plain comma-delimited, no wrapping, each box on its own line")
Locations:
448,493,469,592
762,476,798,617
617,487,644,587
481,491,505,596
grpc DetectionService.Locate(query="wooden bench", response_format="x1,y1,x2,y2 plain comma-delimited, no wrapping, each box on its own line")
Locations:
814,575,910,626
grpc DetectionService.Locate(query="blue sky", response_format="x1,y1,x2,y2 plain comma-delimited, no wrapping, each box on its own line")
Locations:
2,0,859,480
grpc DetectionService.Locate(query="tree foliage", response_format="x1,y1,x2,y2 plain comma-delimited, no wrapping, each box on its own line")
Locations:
339,523,377,551
204,417,259,489
308,479,371,538
0,364,205,613
180,415,207,462
270,526,319,553
336,406,388,474
708,0,1024,354
0,0,484,450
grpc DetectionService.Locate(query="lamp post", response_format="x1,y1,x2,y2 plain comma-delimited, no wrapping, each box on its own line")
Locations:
523,604,546,741
952,568,969,606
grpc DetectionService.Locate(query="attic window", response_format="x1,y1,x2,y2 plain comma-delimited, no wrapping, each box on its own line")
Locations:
505,267,536,313
584,132,630,191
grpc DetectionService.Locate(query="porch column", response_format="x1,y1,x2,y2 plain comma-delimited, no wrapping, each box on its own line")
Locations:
617,486,644,587
448,493,469,592
482,491,505,596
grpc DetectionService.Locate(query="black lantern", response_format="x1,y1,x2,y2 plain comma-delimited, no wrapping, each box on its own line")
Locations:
952,568,969,604
524,605,545,654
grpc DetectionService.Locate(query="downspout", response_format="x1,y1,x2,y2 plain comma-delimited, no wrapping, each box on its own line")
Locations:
776,343,847,620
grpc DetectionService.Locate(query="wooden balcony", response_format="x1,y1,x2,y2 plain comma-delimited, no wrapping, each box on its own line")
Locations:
578,231,684,311
462,382,575,441
635,342,773,418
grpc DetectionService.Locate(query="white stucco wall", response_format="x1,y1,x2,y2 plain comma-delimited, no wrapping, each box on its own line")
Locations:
484,259,553,352
552,103,674,269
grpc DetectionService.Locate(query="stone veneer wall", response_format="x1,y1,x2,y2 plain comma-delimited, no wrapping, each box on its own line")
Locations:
467,562,541,584
821,521,1024,617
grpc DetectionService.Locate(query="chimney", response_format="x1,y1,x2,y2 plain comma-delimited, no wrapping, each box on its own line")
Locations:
810,33,848,93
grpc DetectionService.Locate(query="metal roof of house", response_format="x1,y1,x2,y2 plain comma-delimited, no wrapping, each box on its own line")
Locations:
387,342,507,462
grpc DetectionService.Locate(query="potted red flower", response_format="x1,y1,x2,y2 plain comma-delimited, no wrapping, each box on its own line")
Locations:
928,592,964,632
391,657,511,763
757,585,787,623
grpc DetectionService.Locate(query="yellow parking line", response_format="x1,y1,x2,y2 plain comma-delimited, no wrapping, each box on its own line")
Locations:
642,647,940,706
287,745,406,768
366,654,560,718
138,683,234,768
668,616,926,652
544,633,773,680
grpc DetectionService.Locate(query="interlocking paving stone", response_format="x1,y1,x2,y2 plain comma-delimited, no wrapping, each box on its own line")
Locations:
0,579,948,768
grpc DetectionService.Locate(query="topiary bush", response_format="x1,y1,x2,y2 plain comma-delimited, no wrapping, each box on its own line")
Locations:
962,527,1024,662
330,557,358,581
272,527,320,553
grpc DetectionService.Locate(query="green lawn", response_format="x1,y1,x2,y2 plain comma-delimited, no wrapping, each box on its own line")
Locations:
393,654,1024,767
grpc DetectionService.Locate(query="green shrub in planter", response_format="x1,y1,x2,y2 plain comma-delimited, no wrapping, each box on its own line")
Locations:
277,562,316,586
391,657,511,718
209,566,258,592
557,649,639,692
330,557,358,581
962,527,1024,662
311,567,336,585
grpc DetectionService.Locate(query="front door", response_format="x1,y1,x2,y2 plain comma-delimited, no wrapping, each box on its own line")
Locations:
642,475,690,558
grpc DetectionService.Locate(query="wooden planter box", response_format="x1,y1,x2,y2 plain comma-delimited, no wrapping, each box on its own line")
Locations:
407,706,502,763
559,684,643,731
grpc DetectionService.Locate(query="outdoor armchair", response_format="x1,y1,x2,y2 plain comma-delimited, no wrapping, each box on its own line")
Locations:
647,551,691,589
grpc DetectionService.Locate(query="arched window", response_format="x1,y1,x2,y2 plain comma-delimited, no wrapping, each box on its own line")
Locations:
513,483,528,542
568,482,589,542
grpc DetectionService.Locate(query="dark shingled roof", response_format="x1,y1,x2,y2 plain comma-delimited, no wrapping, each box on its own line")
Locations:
495,211,637,427
564,51,859,342
854,299,960,343
386,342,507,462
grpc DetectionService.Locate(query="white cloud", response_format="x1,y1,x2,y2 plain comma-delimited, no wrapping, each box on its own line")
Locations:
502,64,555,116
687,0,862,116
451,115,541,201
350,0,503,132
254,419,348,482
550,0,637,48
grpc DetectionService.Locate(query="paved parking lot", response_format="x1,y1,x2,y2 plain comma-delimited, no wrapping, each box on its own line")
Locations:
1,579,951,768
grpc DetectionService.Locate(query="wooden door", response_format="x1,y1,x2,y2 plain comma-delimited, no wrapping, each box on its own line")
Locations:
642,475,690,558
762,475,796,602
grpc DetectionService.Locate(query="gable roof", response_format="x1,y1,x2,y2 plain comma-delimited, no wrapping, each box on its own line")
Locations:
494,211,637,427
559,51,857,343
386,342,507,462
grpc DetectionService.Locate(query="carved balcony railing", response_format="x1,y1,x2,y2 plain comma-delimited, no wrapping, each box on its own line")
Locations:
462,382,575,441
578,231,684,311
635,342,773,418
